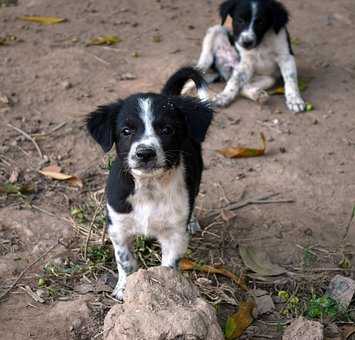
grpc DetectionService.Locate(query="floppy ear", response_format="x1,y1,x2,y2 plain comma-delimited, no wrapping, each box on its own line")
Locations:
270,0,289,33
219,0,237,25
86,101,122,153
175,97,214,143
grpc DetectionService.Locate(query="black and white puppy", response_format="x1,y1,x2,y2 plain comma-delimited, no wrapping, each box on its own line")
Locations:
86,67,213,300
196,0,306,112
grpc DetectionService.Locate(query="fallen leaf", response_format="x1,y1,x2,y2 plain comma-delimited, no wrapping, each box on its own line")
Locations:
225,299,256,339
87,35,121,46
217,133,266,158
239,245,286,277
305,103,314,112
291,37,301,46
152,34,161,43
0,34,21,46
179,258,248,291
0,182,34,194
221,209,237,223
9,168,20,183
39,165,83,188
268,79,308,95
340,325,355,339
18,15,67,25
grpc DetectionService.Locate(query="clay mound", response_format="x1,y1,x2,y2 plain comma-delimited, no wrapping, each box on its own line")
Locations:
104,266,224,340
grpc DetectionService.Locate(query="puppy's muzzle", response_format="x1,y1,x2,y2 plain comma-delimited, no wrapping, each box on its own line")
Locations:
133,145,158,169
240,37,256,49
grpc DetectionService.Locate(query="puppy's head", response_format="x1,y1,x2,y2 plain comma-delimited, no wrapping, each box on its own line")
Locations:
220,0,289,50
87,93,212,177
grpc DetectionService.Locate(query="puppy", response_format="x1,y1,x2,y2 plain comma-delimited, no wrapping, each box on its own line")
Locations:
196,0,306,112
86,67,213,300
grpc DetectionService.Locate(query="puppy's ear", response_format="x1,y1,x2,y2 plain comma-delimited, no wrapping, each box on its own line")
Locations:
219,0,236,25
176,97,214,143
86,101,122,153
270,0,289,33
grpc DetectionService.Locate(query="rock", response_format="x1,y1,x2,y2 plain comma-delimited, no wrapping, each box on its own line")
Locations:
119,72,137,81
61,81,72,90
251,289,275,318
326,275,355,309
104,267,224,340
282,317,323,340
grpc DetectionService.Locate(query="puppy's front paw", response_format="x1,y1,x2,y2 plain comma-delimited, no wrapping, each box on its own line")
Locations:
212,93,233,107
112,285,125,301
286,94,306,113
187,218,201,234
255,90,269,104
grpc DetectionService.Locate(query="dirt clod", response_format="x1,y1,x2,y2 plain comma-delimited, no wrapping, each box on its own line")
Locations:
104,267,224,340
283,317,324,340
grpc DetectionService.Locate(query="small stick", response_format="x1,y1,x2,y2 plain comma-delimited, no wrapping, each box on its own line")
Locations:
7,123,43,159
343,205,355,239
83,195,104,260
0,240,60,301
32,122,66,138
206,193,294,220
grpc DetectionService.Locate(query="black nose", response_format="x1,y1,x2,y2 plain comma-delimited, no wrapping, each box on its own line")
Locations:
242,39,254,48
136,148,156,162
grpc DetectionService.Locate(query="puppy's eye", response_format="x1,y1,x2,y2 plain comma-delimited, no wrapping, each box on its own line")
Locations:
255,18,264,25
236,17,245,24
121,127,133,136
161,126,174,136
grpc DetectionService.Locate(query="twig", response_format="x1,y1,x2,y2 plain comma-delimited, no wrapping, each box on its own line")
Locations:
0,240,60,301
291,267,355,273
343,205,355,239
30,204,71,223
7,123,43,159
31,122,66,138
83,195,105,260
206,193,294,220
19,285,45,303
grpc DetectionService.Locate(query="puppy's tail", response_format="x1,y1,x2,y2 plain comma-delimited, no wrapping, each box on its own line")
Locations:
161,67,209,101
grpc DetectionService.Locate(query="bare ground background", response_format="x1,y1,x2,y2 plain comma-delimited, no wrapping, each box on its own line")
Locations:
1,0,355,339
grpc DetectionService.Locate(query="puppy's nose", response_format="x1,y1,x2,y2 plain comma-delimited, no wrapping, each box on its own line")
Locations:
136,147,156,162
242,39,254,49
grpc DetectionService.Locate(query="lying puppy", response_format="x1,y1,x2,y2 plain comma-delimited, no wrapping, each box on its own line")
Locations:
196,0,306,112
86,67,213,300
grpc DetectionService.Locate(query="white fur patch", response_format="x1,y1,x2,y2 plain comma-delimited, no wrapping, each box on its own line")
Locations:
239,2,258,45
128,97,165,169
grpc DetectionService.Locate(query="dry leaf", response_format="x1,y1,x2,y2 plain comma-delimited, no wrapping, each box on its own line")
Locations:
239,245,286,277
39,165,83,188
9,168,20,183
0,34,21,46
268,79,308,95
18,16,67,25
217,133,266,158
224,299,256,339
179,258,248,291
87,35,121,46
221,209,237,223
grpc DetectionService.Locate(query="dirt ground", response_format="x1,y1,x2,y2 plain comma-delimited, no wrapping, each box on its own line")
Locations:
1,0,355,339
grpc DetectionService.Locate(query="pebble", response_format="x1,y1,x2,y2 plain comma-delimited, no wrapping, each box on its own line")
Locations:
61,81,72,90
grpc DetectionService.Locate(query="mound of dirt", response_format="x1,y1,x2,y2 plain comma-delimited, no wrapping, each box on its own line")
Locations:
104,266,224,340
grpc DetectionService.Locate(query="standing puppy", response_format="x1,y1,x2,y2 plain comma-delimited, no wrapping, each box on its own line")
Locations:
86,67,213,300
198,0,305,112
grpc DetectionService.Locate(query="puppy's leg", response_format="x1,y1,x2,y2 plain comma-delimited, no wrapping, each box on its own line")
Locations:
187,214,201,234
277,54,305,112
107,209,137,300
182,25,223,96
196,25,226,71
160,231,189,269
240,75,276,103
213,62,254,107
